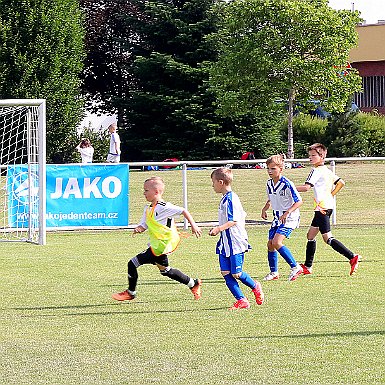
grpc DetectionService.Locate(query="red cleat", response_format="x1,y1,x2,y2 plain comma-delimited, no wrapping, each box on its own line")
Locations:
229,298,250,310
300,263,312,275
252,281,265,305
349,255,361,276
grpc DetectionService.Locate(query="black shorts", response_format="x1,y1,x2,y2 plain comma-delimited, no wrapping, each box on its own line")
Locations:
310,209,333,234
133,247,169,267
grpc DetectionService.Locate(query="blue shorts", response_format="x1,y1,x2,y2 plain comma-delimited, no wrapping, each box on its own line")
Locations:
219,253,245,274
268,225,293,240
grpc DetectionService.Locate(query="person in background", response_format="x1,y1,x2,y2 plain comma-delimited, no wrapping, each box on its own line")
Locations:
76,138,94,163
106,123,121,163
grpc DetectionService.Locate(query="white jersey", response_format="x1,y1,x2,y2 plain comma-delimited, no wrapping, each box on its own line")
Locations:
305,165,340,211
77,146,94,163
216,191,250,257
139,201,184,229
107,132,121,162
266,176,301,229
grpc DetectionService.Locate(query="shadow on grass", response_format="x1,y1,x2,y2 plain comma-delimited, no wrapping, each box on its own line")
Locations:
104,276,225,288
238,330,385,339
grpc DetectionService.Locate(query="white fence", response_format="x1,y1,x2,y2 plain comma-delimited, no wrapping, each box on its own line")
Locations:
124,157,385,229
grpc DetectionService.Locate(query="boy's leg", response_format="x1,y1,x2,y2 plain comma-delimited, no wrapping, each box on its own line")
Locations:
230,253,264,305
303,223,320,270
157,257,202,299
112,248,153,301
223,273,244,300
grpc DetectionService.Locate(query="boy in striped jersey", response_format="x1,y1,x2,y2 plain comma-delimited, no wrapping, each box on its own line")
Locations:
261,155,303,281
209,167,264,310
296,143,361,276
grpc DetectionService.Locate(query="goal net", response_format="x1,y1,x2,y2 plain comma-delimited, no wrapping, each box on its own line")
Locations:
0,99,46,245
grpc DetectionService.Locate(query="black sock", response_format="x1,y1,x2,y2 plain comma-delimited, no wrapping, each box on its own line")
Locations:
305,240,316,267
328,238,354,260
161,267,190,285
127,260,138,292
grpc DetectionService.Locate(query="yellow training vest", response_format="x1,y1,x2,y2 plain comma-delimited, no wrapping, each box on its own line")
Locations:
146,204,180,256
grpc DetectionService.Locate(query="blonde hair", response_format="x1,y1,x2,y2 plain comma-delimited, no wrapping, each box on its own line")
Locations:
308,143,327,158
211,167,233,185
266,154,285,168
144,176,165,193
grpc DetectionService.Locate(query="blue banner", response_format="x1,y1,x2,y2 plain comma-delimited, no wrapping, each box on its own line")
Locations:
7,165,40,229
7,164,130,228
46,164,129,227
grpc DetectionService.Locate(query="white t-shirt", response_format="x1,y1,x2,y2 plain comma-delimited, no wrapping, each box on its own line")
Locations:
216,191,250,257
305,165,340,210
139,201,184,229
107,132,121,162
77,146,94,163
266,176,301,229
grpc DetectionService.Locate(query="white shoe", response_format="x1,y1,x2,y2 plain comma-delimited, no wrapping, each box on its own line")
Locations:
288,265,303,281
263,272,279,281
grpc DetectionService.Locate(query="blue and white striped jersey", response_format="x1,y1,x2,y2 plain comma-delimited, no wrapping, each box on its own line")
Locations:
216,191,250,257
266,176,302,229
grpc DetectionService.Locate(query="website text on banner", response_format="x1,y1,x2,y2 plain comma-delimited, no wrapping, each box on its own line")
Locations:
7,164,130,228
46,164,129,227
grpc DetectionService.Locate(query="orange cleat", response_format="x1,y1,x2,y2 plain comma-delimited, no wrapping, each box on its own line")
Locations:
112,290,136,301
190,279,202,300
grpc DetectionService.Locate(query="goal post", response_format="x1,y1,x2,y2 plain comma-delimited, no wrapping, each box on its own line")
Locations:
0,99,46,245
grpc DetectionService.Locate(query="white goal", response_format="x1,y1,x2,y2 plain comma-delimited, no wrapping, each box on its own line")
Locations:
0,99,46,245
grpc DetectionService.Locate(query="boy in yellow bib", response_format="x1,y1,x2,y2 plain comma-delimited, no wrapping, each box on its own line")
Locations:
112,176,202,301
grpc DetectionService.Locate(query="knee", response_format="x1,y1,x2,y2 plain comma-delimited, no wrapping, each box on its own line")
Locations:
271,239,282,250
160,266,171,276
232,272,241,279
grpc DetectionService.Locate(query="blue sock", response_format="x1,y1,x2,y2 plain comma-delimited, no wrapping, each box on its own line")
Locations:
277,245,297,268
223,273,244,300
268,250,278,272
238,271,256,289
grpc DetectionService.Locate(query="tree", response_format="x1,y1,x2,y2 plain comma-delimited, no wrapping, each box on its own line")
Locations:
208,0,362,158
119,0,221,161
0,0,85,163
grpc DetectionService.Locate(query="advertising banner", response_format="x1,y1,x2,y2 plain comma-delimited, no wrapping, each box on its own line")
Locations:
7,165,40,229
46,164,129,227
7,164,130,228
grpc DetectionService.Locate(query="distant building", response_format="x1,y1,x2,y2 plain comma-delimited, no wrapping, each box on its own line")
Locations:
350,23,385,114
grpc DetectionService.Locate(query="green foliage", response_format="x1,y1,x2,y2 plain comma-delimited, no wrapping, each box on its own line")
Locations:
282,113,328,157
0,0,85,163
208,0,362,156
325,111,385,157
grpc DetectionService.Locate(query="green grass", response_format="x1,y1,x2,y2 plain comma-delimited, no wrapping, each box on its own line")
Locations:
1,162,385,384
1,226,384,384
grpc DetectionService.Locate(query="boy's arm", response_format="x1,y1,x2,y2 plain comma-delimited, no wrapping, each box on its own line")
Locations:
261,200,271,220
296,183,312,193
133,225,146,234
279,200,303,224
209,220,236,236
331,179,345,196
182,209,202,238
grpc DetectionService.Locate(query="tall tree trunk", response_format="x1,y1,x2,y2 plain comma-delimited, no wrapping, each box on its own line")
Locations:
287,88,295,158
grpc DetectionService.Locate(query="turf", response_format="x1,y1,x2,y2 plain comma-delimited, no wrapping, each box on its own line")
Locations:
1,226,384,384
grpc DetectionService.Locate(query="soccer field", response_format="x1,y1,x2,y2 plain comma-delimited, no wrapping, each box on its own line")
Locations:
1,228,384,384
1,163,385,384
